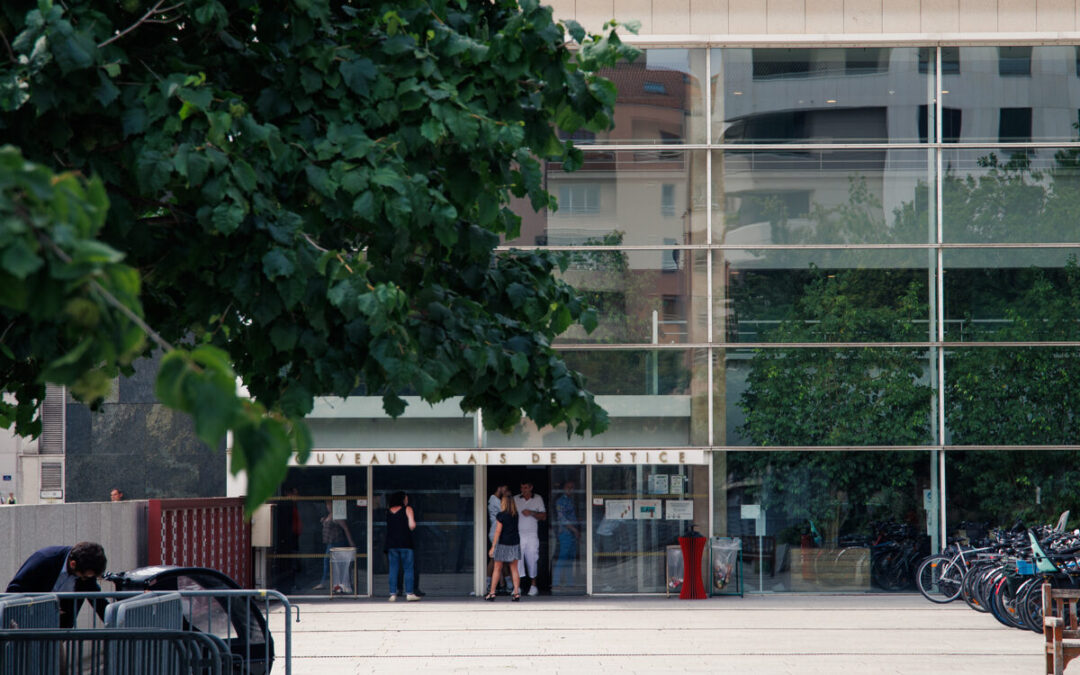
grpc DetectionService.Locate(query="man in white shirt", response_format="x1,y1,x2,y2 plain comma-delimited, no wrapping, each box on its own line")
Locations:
514,480,546,596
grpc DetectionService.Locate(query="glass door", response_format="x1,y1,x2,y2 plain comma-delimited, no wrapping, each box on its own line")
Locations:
591,465,706,593
266,467,368,596
373,466,475,597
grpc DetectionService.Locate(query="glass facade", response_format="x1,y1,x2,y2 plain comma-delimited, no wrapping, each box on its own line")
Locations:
271,46,1080,596
498,45,1080,593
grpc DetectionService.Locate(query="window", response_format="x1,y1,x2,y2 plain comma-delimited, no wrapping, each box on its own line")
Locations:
999,108,1033,143
845,48,887,75
918,106,963,143
557,184,600,214
998,47,1032,76
752,49,811,80
643,81,667,95
660,184,676,217
661,238,680,272
918,47,960,74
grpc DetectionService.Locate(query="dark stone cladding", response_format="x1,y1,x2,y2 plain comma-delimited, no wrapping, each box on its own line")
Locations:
64,353,226,502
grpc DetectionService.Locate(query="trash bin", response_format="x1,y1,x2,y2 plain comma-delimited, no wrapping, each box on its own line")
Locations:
665,545,684,597
679,532,707,599
329,546,356,595
710,537,743,597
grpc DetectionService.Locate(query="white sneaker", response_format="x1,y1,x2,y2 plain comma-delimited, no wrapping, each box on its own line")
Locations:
406,593,421,602
388,594,397,602
527,586,539,596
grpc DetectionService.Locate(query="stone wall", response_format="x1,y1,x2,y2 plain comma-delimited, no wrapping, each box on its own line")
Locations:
64,355,226,503
0,500,147,589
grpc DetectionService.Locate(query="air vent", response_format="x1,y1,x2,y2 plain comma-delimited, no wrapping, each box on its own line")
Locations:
39,384,65,455
40,461,63,499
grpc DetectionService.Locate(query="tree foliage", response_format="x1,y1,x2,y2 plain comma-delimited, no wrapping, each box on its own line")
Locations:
0,0,639,510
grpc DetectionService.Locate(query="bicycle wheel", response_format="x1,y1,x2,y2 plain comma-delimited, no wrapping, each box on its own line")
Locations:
917,555,962,603
1015,579,1043,633
961,563,992,613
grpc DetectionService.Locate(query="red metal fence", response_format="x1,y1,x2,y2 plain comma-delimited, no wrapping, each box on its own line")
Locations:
147,497,251,588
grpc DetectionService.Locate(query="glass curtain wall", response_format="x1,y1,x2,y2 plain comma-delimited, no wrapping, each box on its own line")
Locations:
267,467,368,596
505,45,1080,592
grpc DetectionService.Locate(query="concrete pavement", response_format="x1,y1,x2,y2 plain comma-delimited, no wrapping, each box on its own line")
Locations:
269,593,1045,674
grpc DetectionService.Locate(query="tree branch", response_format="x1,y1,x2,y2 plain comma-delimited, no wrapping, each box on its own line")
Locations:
34,230,175,354
99,1,185,49
0,28,15,64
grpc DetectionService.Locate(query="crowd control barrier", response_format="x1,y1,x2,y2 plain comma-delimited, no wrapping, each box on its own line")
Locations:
0,589,297,675
0,628,232,675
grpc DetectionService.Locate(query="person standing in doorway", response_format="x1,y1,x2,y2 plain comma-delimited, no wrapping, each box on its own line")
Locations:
386,491,420,601
486,483,509,592
486,493,522,601
552,480,580,589
314,500,354,591
514,480,546,596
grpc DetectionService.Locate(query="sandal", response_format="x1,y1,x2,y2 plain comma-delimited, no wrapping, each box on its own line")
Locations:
484,592,496,601
512,589,521,602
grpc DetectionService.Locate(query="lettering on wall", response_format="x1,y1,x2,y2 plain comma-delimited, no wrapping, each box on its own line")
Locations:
289,449,704,467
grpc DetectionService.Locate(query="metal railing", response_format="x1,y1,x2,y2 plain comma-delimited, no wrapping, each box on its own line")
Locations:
0,589,298,675
0,627,232,675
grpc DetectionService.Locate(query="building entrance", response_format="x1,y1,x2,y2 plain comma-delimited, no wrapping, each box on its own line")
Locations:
486,466,586,595
373,466,474,597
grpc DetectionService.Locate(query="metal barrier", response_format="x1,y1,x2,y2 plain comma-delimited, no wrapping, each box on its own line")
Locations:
104,593,185,674
0,594,59,629
0,594,61,673
0,628,231,675
0,589,298,675
104,593,183,629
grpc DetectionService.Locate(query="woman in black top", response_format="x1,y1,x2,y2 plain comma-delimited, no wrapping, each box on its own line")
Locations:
486,494,522,601
385,491,419,601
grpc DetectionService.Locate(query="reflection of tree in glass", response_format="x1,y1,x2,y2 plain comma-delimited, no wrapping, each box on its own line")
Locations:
947,257,1080,486
563,351,690,396
947,450,1080,526
730,267,931,543
732,147,1080,532
561,231,665,344
737,174,930,245
943,150,1080,244
942,151,1080,526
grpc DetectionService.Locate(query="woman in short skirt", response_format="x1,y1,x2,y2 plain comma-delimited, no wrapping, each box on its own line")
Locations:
486,493,522,601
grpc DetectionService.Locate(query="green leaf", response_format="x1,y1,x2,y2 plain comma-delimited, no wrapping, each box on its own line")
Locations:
230,160,258,193
510,352,529,378
211,201,246,234
50,25,95,73
420,118,445,143
564,20,586,43
340,58,377,97
1,239,42,279
382,392,406,417
94,71,121,106
262,248,295,280
121,107,147,137
352,191,375,219
305,164,337,197
270,323,298,351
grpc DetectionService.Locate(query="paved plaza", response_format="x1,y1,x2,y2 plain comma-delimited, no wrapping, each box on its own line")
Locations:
271,593,1045,674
